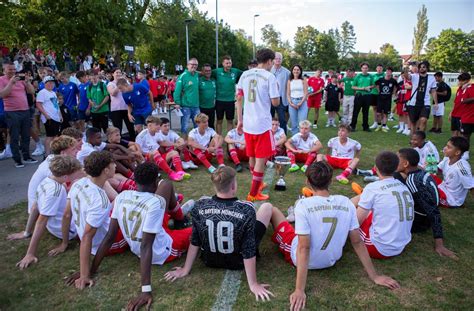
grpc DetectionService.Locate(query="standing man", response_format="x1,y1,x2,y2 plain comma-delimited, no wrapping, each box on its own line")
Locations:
174,58,200,135
369,64,385,129
350,62,374,132
341,68,356,125
307,69,325,129
212,55,242,135
407,61,438,133
236,48,280,202
429,72,450,134
271,52,290,133
199,64,217,129
0,61,37,167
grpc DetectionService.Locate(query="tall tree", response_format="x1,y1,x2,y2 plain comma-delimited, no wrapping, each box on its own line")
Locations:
294,26,338,70
261,24,282,51
340,21,357,58
412,4,429,60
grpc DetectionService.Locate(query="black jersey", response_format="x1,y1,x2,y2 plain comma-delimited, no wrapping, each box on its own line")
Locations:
325,83,342,104
191,195,257,270
375,77,398,100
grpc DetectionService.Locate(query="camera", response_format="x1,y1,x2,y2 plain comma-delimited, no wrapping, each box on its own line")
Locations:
17,74,26,81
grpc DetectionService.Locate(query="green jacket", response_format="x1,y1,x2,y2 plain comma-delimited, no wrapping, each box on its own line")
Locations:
87,82,109,113
199,77,216,109
212,67,242,101
173,70,199,108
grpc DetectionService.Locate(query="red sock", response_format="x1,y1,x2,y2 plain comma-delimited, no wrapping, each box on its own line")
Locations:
168,203,184,220
287,151,296,164
249,166,254,174
250,171,264,196
153,153,174,175
125,170,134,179
195,149,212,169
229,148,240,165
371,166,377,175
341,167,353,178
172,156,184,172
305,152,317,166
182,148,193,162
216,147,224,165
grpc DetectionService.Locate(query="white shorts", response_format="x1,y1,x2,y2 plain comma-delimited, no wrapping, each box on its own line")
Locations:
432,102,444,117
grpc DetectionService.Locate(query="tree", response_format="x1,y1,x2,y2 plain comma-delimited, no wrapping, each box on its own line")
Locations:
261,24,282,51
340,21,357,58
294,26,338,70
412,4,429,61
425,29,474,72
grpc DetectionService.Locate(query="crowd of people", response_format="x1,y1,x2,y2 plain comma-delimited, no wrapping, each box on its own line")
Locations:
2,45,473,311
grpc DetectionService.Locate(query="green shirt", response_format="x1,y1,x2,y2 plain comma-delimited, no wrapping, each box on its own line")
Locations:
353,73,374,96
212,67,243,102
173,70,200,108
371,72,385,94
87,82,109,113
341,77,355,96
199,77,216,109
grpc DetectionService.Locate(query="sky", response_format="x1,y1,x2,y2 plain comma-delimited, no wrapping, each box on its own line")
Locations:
196,0,474,55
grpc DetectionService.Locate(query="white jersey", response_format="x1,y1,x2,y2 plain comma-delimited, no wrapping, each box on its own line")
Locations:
226,129,245,148
136,129,160,154
68,177,111,255
273,127,286,144
36,177,76,239
112,191,172,265
188,127,216,148
328,137,361,159
28,154,54,213
76,142,106,165
408,74,437,107
158,130,181,144
358,177,414,257
36,89,62,123
415,140,439,168
290,133,319,151
237,68,279,134
438,157,474,207
291,195,359,269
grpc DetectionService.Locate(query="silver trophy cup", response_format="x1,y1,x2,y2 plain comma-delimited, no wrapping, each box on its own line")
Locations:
274,156,291,191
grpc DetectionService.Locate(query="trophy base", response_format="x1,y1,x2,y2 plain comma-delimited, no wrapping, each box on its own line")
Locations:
275,184,287,191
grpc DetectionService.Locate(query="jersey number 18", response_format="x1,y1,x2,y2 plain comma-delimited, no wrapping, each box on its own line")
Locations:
206,220,234,254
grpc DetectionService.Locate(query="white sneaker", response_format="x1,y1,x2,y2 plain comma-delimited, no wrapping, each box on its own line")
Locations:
32,145,44,156
325,123,330,128
402,129,411,136
312,124,318,129
393,124,399,129
364,176,380,182
181,199,195,216
382,126,389,130
396,127,404,133
286,206,295,222
218,164,225,168
3,145,12,158
331,122,337,127
163,107,168,113
152,108,159,116
369,122,378,129
182,161,190,170
184,160,198,169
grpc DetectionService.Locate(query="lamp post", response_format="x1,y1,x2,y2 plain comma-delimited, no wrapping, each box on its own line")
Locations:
185,18,194,63
253,14,260,59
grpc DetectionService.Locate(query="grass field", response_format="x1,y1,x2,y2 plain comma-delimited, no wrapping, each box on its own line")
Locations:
1,95,473,310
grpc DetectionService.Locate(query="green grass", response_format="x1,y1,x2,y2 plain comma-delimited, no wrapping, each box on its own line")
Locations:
1,93,473,310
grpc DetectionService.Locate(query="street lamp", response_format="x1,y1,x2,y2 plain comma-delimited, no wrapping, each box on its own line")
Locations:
253,14,260,59
185,18,195,63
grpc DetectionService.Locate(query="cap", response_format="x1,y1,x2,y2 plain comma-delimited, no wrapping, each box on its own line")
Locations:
43,76,55,83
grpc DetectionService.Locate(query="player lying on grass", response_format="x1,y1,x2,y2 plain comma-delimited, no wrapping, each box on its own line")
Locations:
163,166,274,302
285,120,323,173
16,156,82,269
395,148,457,259
260,161,399,311
158,117,197,170
225,122,247,172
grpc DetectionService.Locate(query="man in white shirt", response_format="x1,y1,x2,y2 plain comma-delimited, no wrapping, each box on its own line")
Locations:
270,52,290,133
236,48,280,202
36,76,62,155
285,120,323,173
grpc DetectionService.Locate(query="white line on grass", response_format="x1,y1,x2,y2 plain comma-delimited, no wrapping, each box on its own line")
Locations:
211,270,242,311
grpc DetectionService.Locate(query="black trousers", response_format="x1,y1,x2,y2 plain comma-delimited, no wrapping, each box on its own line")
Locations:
200,107,216,130
91,112,109,134
350,94,371,130
110,110,136,141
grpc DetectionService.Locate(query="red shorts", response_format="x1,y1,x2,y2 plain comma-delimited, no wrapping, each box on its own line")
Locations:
326,155,351,169
396,102,408,116
307,95,322,108
162,213,192,263
228,148,249,162
245,130,275,159
105,228,129,256
358,212,389,259
271,221,297,266
159,146,176,158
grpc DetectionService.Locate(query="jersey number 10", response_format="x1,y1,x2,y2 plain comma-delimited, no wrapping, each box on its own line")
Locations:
206,220,234,254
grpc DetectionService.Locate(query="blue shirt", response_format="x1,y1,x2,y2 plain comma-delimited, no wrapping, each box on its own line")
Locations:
140,79,150,90
78,82,90,111
58,82,79,110
123,83,152,115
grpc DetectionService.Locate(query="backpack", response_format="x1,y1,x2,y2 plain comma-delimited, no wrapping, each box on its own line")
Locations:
87,81,106,95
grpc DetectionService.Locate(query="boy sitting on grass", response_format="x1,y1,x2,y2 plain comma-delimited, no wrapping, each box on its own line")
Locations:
225,122,247,172
285,120,323,173
410,130,439,172
158,117,197,170
271,117,287,157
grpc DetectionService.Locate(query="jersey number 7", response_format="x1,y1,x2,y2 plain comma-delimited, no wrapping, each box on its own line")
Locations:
321,217,338,250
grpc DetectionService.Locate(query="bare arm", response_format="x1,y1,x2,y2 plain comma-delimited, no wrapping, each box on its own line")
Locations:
285,139,298,153
75,224,97,289
16,215,49,269
187,137,207,151
310,140,323,154
243,256,274,301
48,199,72,256
271,97,280,107
236,95,243,132
290,234,310,311
164,244,200,281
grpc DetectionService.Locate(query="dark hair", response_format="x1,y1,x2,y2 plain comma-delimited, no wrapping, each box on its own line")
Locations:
386,67,393,72
376,64,383,68
434,71,443,77
375,151,399,176
347,68,355,72
84,151,114,177
338,123,351,132
76,71,86,79
360,62,369,68
448,136,470,153
202,63,212,69
160,117,170,125
86,127,101,140
418,61,430,70
248,59,258,66
458,72,471,81
398,148,420,167
413,130,426,140
289,64,303,80
134,162,159,187
306,161,333,190
256,48,275,64
222,55,231,62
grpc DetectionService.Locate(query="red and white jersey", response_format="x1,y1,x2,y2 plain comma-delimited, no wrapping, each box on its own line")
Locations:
188,127,216,148
36,177,76,239
237,68,279,134
68,177,111,255
226,129,245,148
414,140,439,168
77,142,106,165
438,157,474,206
136,129,160,154
273,127,286,143
158,130,181,144
290,133,319,151
112,191,172,265
292,195,359,269
328,137,361,159
28,154,54,213
358,177,414,257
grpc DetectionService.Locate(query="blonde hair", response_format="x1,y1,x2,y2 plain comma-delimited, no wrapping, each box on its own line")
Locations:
50,136,76,155
146,115,162,125
58,71,70,79
194,113,209,124
299,120,312,128
49,155,82,177
211,166,236,193
106,126,120,138
61,127,83,140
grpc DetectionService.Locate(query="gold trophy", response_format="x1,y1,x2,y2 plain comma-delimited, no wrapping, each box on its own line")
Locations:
274,156,291,191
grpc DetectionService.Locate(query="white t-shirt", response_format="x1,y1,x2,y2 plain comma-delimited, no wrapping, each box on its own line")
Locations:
415,140,439,168
408,74,437,107
273,127,285,143
157,130,181,144
76,142,106,165
68,177,111,255
28,154,54,213
328,137,361,159
291,195,359,269
438,157,474,207
188,127,216,148
290,133,319,151
358,177,414,257
237,68,279,134
226,129,245,148
36,177,76,239
136,129,160,154
36,89,62,123
112,191,172,265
